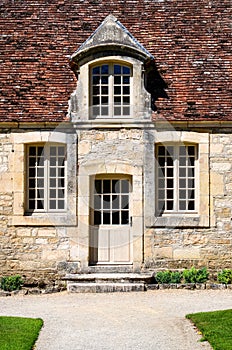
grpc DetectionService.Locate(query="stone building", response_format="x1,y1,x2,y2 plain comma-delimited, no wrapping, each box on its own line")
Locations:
0,1,231,287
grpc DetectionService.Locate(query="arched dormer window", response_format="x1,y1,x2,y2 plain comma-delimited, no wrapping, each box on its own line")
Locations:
69,15,154,123
90,62,132,118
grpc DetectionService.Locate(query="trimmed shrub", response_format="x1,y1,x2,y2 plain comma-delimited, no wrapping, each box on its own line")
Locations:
217,269,232,284
155,270,182,284
182,267,209,284
0,275,24,292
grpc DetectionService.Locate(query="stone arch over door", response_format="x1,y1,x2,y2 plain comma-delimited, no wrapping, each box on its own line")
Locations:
77,161,143,270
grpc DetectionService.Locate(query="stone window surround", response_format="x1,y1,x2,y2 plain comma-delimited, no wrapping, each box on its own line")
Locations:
70,56,151,123
10,131,77,226
146,130,209,227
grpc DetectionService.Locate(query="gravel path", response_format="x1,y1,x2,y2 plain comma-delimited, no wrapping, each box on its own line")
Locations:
0,290,231,350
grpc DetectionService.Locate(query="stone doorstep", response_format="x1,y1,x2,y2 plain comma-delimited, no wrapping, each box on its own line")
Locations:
67,282,145,293
64,272,153,283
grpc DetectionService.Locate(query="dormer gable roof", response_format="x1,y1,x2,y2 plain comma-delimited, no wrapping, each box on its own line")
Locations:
70,15,154,67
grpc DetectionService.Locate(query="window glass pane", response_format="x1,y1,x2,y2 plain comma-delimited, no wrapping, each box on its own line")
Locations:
112,180,120,193
94,211,101,225
103,212,110,224
123,107,130,115
112,195,119,210
38,200,44,210
114,107,121,115
114,65,121,74
95,180,102,194
114,86,121,95
58,200,65,210
121,211,129,225
93,66,100,74
114,76,121,84
179,168,186,177
29,146,36,156
101,86,108,95
114,96,121,104
187,146,195,155
50,157,56,166
123,86,130,95
167,179,173,188
29,157,36,166
121,195,129,209
37,189,44,199
101,96,108,104
103,180,110,193
188,201,195,210
123,76,130,84
50,189,56,198
49,200,56,210
179,201,186,210
94,195,101,210
167,157,173,166
123,66,130,74
93,86,99,95
179,146,186,156
121,180,129,193
103,195,110,209
101,106,108,115
101,65,108,74
112,211,120,225
93,76,100,85
101,76,108,84
123,96,130,104
167,201,173,210
179,179,186,188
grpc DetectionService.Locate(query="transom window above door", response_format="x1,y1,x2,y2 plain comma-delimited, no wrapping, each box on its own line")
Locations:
90,63,131,118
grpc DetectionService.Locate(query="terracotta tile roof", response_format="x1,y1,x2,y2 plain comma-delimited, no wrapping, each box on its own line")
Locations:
0,0,231,122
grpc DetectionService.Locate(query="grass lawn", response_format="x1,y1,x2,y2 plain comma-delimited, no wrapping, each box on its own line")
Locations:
0,316,43,350
186,309,232,350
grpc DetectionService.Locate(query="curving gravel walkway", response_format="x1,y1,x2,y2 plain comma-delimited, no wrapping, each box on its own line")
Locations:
0,290,232,350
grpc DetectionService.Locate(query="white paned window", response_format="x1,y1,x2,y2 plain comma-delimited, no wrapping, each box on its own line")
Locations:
91,63,131,118
156,144,196,214
27,144,66,212
94,179,130,225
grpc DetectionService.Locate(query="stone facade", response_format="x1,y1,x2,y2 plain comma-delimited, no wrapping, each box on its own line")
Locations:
0,3,231,286
0,125,232,285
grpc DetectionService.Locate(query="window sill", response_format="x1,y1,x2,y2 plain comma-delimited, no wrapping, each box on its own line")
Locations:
9,214,77,226
151,215,202,228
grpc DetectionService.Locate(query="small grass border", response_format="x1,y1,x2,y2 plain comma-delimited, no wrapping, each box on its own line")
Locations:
186,309,232,350
0,316,43,350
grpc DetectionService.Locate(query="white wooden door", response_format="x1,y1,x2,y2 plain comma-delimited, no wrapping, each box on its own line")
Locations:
90,177,132,264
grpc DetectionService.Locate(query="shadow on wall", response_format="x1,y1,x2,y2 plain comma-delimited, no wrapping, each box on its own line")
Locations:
145,61,169,112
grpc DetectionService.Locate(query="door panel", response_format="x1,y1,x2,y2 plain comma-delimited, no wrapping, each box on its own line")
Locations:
90,177,132,264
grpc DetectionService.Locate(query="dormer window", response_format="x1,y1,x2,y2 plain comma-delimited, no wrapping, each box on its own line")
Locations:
69,15,154,122
91,63,131,118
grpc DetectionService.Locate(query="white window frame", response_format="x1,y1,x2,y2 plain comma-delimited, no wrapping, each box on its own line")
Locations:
90,62,132,119
148,131,210,228
11,131,77,226
156,143,198,215
27,143,67,213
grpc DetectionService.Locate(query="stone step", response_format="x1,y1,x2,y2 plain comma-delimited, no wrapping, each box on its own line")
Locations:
64,272,153,283
67,282,145,293
87,265,134,273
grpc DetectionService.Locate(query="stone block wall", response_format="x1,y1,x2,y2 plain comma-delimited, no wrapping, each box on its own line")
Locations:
0,127,232,285
144,129,232,272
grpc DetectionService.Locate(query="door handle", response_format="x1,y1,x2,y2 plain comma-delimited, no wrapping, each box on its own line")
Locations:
130,216,132,227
